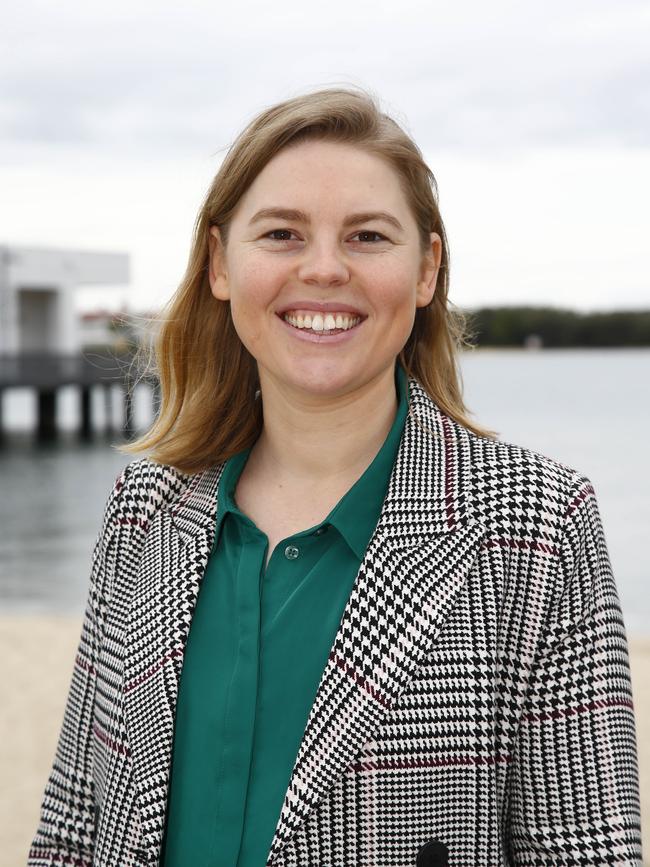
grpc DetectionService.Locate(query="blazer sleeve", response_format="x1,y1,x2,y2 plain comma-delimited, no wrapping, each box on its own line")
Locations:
506,475,643,865
28,466,129,866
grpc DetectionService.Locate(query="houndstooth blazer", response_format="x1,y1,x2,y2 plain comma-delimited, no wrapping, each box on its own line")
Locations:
29,377,643,866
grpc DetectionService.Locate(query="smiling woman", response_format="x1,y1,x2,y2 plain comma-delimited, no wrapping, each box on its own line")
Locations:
29,87,642,867
206,139,442,412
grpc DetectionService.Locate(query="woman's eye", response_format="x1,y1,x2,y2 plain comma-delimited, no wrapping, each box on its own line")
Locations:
354,231,386,243
265,229,296,241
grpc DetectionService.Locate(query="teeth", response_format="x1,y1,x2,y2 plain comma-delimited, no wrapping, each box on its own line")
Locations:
282,310,362,332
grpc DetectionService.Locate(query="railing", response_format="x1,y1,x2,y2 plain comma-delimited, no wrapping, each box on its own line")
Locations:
0,351,154,389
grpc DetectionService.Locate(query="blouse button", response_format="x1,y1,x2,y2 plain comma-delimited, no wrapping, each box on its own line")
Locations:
284,545,300,560
314,526,327,536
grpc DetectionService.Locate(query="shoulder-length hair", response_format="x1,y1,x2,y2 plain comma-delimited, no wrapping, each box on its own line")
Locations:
122,86,494,473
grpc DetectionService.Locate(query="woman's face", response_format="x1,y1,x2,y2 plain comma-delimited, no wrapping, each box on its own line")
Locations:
208,139,441,401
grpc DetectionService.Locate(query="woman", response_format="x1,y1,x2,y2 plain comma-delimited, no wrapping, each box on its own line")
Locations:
29,88,642,866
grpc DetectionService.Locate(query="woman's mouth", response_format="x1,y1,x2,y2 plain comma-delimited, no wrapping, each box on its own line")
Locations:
280,309,364,336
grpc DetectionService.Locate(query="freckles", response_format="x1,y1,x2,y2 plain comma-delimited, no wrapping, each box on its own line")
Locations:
233,304,262,343
371,276,416,309
366,258,415,291
239,264,279,306
244,259,270,281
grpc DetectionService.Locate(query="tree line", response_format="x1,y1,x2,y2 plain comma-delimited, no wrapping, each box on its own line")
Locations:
463,307,650,347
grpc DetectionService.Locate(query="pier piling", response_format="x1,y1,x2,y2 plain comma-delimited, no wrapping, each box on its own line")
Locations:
79,386,92,440
37,390,58,441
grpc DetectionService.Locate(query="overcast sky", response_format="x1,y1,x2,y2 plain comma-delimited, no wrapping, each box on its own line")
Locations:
1,0,648,312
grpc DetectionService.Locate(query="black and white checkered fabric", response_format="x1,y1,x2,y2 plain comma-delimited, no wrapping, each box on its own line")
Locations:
29,377,643,866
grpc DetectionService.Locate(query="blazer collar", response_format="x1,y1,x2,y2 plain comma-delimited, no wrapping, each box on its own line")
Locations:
123,377,487,864
168,375,473,545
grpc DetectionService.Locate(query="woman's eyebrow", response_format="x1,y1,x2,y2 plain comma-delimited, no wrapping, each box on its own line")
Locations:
248,207,309,226
248,207,404,232
345,211,405,232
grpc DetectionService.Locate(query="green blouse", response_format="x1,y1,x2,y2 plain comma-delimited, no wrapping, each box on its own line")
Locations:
160,362,409,866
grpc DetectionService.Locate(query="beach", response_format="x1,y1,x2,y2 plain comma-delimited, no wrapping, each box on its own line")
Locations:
0,614,647,865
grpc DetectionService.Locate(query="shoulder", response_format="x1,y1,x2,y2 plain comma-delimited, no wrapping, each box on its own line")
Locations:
408,378,596,544
466,424,586,496
101,456,194,533
460,421,596,544
90,458,196,602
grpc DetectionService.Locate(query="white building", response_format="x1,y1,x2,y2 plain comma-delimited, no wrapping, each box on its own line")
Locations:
0,244,129,354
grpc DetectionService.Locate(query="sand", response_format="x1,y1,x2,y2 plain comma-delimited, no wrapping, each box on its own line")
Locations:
1,615,647,866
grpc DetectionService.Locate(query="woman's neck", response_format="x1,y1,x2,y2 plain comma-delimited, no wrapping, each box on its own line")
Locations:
249,365,399,487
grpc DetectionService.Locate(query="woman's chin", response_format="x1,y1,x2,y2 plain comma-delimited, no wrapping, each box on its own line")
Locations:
262,362,367,401
273,368,400,408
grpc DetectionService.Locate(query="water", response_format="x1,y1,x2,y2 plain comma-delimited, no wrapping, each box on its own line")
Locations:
1,350,648,635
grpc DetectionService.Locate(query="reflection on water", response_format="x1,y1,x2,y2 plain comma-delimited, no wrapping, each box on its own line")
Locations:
1,350,648,635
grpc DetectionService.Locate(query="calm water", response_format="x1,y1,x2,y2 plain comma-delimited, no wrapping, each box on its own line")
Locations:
1,349,648,636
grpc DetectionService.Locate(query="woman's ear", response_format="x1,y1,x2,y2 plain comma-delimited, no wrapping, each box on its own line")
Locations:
415,232,442,308
208,225,230,301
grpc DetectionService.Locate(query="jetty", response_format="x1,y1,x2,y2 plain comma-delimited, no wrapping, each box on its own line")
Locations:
0,243,156,440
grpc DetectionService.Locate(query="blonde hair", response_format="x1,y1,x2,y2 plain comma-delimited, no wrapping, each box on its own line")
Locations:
123,86,494,473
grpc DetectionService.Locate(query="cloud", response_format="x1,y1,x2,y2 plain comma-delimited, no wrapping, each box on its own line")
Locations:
1,0,649,159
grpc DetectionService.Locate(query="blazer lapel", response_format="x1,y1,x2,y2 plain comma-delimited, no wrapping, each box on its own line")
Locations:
122,463,224,861
265,380,487,863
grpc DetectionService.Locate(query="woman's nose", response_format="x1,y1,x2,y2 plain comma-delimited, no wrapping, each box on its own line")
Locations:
297,239,350,287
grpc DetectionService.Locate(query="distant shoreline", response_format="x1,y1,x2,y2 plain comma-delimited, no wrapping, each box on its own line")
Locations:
462,306,650,348
461,344,650,351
